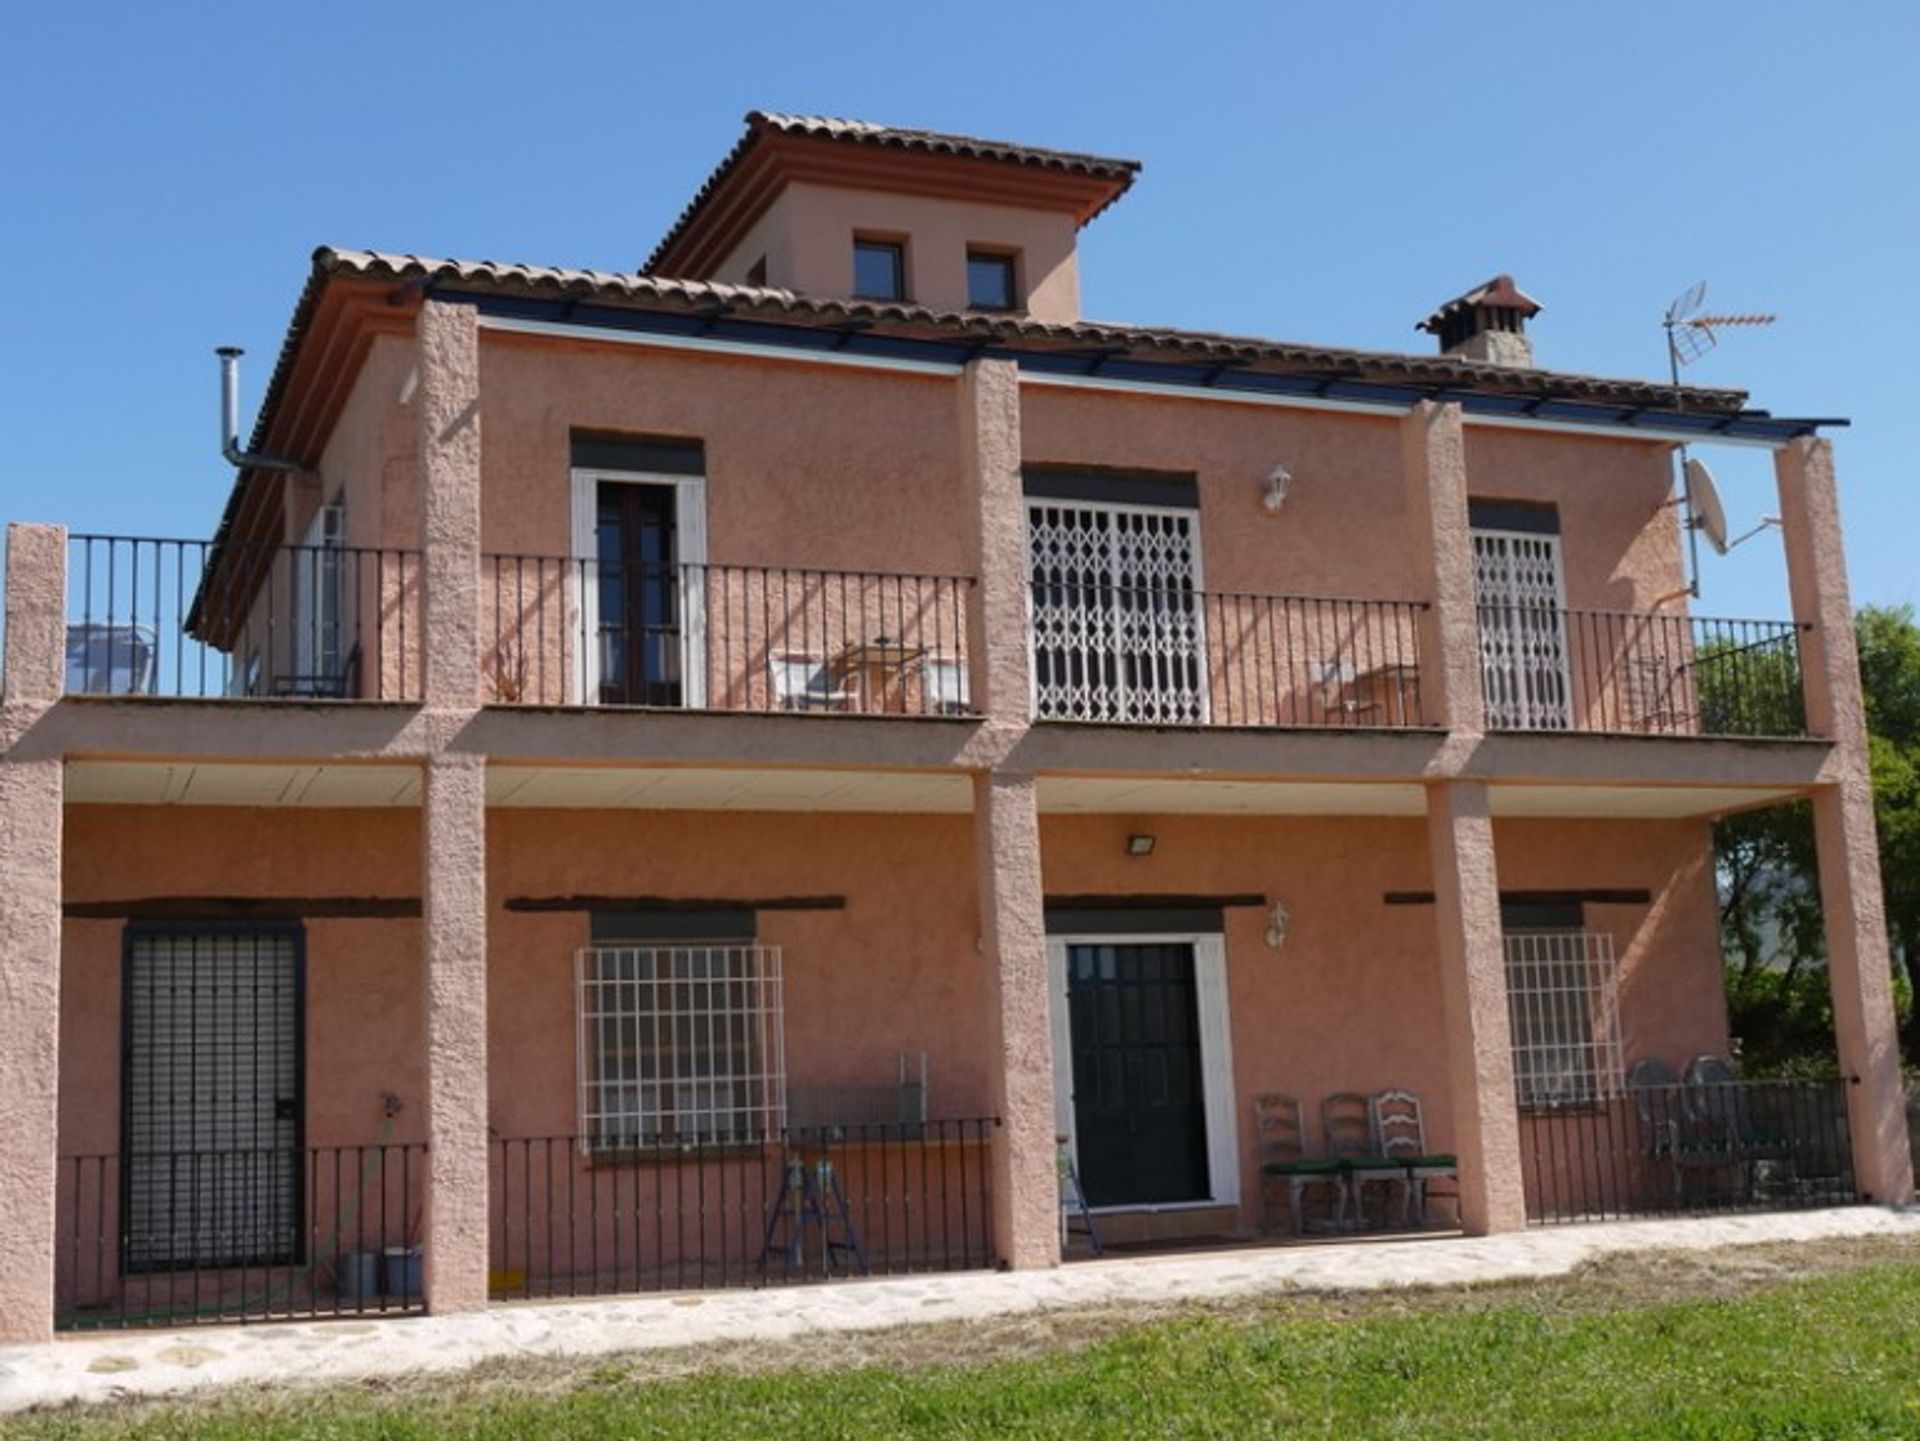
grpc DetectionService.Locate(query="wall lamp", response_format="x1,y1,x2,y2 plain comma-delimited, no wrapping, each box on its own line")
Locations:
1261,464,1293,514
1125,834,1157,857
1265,900,1292,950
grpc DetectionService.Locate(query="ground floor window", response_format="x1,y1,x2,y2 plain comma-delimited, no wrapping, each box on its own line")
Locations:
1504,929,1623,1107
575,943,786,1149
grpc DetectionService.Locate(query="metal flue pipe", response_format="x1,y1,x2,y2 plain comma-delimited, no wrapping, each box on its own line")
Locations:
216,346,301,472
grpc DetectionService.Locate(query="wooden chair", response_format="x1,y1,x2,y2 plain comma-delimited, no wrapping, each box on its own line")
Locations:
1254,1093,1343,1234
1369,1090,1456,1227
1321,1092,1403,1229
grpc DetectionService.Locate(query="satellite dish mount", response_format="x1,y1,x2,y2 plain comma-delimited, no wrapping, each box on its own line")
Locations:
1661,283,1778,600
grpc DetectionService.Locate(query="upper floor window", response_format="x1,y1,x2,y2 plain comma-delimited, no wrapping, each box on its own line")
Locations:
966,250,1018,311
853,238,906,301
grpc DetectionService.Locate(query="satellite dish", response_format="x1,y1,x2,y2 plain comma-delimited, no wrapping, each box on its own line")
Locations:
1684,457,1729,555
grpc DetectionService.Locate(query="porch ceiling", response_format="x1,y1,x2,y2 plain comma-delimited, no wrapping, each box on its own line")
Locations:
64,761,422,807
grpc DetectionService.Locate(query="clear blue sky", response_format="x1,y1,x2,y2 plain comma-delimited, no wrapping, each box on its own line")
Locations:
2,1,1912,620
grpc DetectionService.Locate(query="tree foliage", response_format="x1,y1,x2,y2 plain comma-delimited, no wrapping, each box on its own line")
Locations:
1716,604,1920,1071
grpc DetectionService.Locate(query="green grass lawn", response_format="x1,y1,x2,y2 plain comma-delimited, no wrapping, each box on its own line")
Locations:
11,1248,1920,1439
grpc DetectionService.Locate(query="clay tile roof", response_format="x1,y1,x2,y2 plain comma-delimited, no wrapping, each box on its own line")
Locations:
305,247,1748,414
1419,274,1544,333
642,110,1141,277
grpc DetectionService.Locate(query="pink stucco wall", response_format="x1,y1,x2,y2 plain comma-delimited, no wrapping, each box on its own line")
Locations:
709,182,1083,322
53,799,1725,1261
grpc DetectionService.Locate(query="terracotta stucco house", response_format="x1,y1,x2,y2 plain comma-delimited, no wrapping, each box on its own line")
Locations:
0,111,1908,1341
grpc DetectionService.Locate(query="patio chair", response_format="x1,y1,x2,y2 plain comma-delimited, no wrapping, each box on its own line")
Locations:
1321,1092,1405,1229
1368,1090,1457,1227
1254,1093,1344,1234
1629,1055,1712,1208
769,654,852,711
1683,1053,1796,1200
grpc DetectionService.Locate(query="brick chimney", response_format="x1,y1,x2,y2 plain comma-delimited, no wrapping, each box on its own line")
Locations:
1418,274,1541,367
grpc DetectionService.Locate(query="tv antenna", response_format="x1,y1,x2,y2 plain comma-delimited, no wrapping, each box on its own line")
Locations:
1662,282,1778,598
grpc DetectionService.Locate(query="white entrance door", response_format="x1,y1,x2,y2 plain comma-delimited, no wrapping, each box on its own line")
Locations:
1047,934,1238,1210
1472,527,1572,729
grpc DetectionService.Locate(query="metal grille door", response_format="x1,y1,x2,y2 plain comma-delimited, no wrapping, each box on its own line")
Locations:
123,927,303,1271
1473,528,1572,729
1028,501,1206,723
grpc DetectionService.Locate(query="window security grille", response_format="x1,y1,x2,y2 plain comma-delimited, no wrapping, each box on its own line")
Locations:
575,944,785,1150
1473,528,1571,730
1504,930,1623,1107
1027,500,1206,723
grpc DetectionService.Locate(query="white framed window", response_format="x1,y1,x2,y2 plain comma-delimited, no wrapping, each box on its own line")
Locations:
291,500,346,693
575,943,785,1150
1027,498,1207,724
1504,930,1624,1107
568,467,708,708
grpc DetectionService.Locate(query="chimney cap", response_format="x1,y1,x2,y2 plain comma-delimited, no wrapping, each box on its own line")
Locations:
1417,274,1543,335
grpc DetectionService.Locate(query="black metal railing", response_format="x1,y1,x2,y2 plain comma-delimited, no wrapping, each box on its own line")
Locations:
1520,1078,1854,1224
1028,584,1430,728
481,557,976,714
55,1143,429,1330
66,535,422,701
490,1118,997,1300
1479,606,1808,738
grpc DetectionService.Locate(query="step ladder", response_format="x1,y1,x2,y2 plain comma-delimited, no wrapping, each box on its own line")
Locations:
761,1150,868,1277
1057,1137,1101,1256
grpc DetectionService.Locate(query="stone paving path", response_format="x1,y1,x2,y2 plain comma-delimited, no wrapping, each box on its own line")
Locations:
5,1205,1918,1414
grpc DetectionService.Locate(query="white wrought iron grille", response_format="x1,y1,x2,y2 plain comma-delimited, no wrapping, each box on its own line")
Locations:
1504,930,1624,1107
575,944,786,1149
1027,500,1206,724
1473,528,1572,730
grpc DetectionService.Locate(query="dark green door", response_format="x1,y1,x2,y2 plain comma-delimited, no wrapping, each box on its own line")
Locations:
1066,942,1209,1207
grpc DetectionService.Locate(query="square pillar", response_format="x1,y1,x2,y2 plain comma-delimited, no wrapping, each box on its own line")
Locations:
957,357,1031,723
421,754,490,1310
1426,779,1527,1233
973,770,1059,1269
1400,402,1483,731
1777,438,1915,1203
0,757,63,1342
418,299,483,709
0,524,68,1342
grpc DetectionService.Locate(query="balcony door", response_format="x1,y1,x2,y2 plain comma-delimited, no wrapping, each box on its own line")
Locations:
1472,521,1572,730
570,467,706,707
1027,498,1207,724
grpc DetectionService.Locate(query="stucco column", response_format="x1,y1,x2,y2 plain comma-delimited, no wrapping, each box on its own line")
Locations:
1426,779,1527,1233
973,770,1059,1269
957,356,1032,719
1400,401,1483,731
421,753,490,1311
0,524,67,1342
418,299,483,708
1777,438,1914,1203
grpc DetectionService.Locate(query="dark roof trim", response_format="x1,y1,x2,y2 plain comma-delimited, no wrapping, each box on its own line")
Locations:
448,286,1840,444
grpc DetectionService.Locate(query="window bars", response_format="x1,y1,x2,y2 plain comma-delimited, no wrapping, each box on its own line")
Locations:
1504,930,1624,1108
575,945,786,1151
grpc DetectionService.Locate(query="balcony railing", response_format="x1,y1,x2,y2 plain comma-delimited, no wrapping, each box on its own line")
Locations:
1520,1077,1853,1224
1028,584,1430,727
65,535,422,701
1479,606,1808,738
482,557,975,714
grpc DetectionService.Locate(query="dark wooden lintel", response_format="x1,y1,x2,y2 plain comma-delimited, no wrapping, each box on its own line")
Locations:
1383,888,1654,908
65,897,421,921
505,895,847,914
1045,893,1269,911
